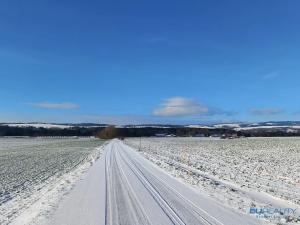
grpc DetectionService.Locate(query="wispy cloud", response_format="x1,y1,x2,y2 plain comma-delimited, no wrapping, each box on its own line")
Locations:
153,97,209,117
262,71,280,80
28,102,80,109
250,108,283,116
152,96,237,117
153,97,234,117
208,108,238,117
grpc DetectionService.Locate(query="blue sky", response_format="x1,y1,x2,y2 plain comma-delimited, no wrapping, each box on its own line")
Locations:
0,0,300,124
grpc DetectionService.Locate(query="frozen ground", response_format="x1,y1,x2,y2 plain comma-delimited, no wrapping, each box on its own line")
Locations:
125,137,300,224
47,139,263,225
4,137,299,225
0,138,104,225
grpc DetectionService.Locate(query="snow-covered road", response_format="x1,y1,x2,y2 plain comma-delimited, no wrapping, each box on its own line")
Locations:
48,139,264,225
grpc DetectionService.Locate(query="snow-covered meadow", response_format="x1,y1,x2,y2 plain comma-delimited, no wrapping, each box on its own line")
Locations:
125,137,300,223
0,138,104,225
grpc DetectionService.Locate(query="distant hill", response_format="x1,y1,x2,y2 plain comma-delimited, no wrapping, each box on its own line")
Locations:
1,121,300,137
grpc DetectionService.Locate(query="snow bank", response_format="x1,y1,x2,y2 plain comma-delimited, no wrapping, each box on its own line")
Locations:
4,141,105,225
125,137,300,224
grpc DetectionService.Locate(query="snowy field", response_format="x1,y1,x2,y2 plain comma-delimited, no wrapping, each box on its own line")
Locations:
125,137,300,224
47,139,263,225
0,137,104,225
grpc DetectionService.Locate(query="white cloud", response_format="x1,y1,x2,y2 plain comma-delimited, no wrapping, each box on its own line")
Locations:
29,102,80,109
250,108,283,116
153,97,209,117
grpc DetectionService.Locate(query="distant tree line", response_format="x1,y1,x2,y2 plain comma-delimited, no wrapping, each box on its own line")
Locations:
0,125,300,138
0,126,99,137
237,130,300,137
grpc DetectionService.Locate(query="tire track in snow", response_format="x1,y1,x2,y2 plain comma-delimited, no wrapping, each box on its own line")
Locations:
105,143,151,225
118,142,221,225
47,139,264,225
105,140,220,225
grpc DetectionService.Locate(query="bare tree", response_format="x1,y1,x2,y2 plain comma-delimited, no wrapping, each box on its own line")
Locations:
96,126,119,139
